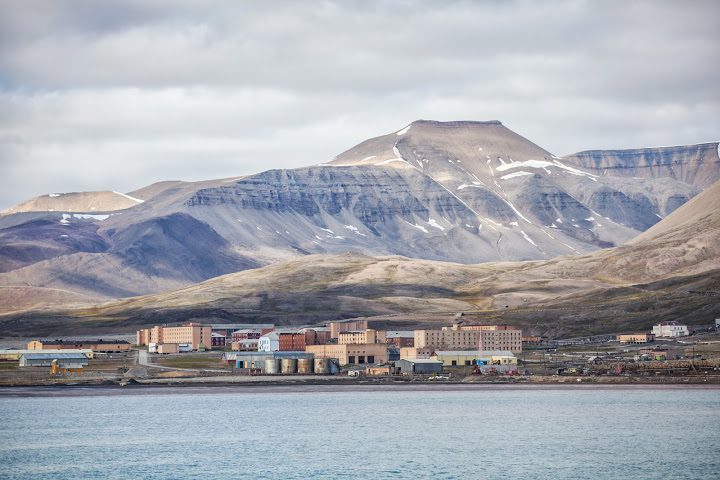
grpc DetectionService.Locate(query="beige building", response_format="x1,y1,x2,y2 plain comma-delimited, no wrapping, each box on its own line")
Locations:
414,324,522,353
27,340,130,353
329,319,368,339
338,329,386,345
136,323,212,351
617,333,655,344
399,347,434,360
306,343,387,365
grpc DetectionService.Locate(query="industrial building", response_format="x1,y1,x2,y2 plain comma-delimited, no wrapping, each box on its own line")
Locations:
399,347,434,360
19,353,89,371
386,331,415,347
27,340,131,353
305,343,387,365
431,350,517,367
414,324,522,353
394,359,443,375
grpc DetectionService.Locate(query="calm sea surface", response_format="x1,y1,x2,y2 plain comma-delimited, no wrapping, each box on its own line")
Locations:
0,384,718,479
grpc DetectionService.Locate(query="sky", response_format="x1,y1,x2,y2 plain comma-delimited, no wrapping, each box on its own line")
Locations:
1,0,719,211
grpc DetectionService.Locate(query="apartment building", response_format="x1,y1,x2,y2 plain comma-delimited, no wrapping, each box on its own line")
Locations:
136,323,212,351
414,324,522,353
338,329,386,345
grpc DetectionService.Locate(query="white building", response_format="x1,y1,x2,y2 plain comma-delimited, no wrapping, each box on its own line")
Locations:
258,332,280,352
652,321,689,337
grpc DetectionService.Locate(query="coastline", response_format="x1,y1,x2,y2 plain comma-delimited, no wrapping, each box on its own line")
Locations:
2,373,720,394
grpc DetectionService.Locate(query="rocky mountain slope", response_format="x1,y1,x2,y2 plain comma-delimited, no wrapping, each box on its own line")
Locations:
562,142,720,189
5,179,718,337
0,120,711,316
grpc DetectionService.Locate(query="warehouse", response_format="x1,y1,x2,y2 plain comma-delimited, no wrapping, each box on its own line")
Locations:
19,353,89,370
394,359,443,375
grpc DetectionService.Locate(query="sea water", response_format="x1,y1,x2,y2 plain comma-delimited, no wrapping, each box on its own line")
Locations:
0,384,718,479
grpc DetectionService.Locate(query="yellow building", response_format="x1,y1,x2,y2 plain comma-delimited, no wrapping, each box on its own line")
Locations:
306,343,387,365
414,324,522,353
399,347,434,360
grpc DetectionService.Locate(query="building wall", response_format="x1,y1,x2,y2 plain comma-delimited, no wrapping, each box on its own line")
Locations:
399,347,434,360
304,330,331,346
27,341,130,352
338,329,386,345
279,333,306,351
306,343,387,365
617,333,655,344
329,319,368,339
158,324,212,350
414,326,522,353
652,323,689,337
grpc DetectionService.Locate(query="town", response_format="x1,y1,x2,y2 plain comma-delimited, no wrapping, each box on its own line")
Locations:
2,317,719,386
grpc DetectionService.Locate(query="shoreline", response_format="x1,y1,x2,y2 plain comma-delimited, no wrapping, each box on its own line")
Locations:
2,373,720,394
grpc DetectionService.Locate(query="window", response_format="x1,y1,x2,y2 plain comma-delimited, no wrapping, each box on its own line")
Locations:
349,356,355,364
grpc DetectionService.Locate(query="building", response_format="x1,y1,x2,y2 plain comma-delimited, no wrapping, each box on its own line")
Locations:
305,343,387,365
276,330,331,351
522,336,542,345
1,349,94,361
27,340,131,353
394,359,443,375
231,339,259,351
258,332,281,352
136,323,212,351
338,329,386,345
399,347,434,360
431,350,516,367
211,333,226,347
414,324,522,353
386,331,415,347
329,319,368,339
617,333,655,344
301,329,331,346
230,327,274,343
19,353,89,370
366,365,392,376
640,348,685,360
652,322,689,338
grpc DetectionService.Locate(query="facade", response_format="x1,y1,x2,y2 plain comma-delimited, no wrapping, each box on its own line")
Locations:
136,323,212,350
157,343,179,354
414,324,522,353
302,329,331,346
211,333,226,347
258,332,280,352
305,343,387,365
279,333,306,351
394,359,443,375
399,347,434,360
230,328,274,342
366,365,392,376
386,331,415,347
338,329,386,345
432,350,516,367
617,333,655,344
231,339,259,351
329,319,368,339
27,340,131,353
640,348,685,360
652,322,689,338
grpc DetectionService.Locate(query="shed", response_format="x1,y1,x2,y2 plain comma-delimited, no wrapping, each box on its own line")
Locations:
395,358,443,375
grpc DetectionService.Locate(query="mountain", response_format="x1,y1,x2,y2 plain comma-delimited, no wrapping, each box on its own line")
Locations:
5,179,718,337
562,142,720,189
0,120,711,319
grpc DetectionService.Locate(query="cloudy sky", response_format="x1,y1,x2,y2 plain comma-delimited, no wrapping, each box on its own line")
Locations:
1,0,718,211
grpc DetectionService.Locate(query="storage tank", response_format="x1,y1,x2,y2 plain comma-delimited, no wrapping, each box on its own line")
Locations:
297,358,313,374
280,358,298,374
265,358,281,374
314,357,330,374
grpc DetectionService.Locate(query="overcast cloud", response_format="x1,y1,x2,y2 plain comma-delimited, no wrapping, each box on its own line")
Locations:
1,0,719,211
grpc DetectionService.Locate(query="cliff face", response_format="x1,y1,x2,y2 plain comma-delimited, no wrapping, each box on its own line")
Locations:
561,143,720,189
